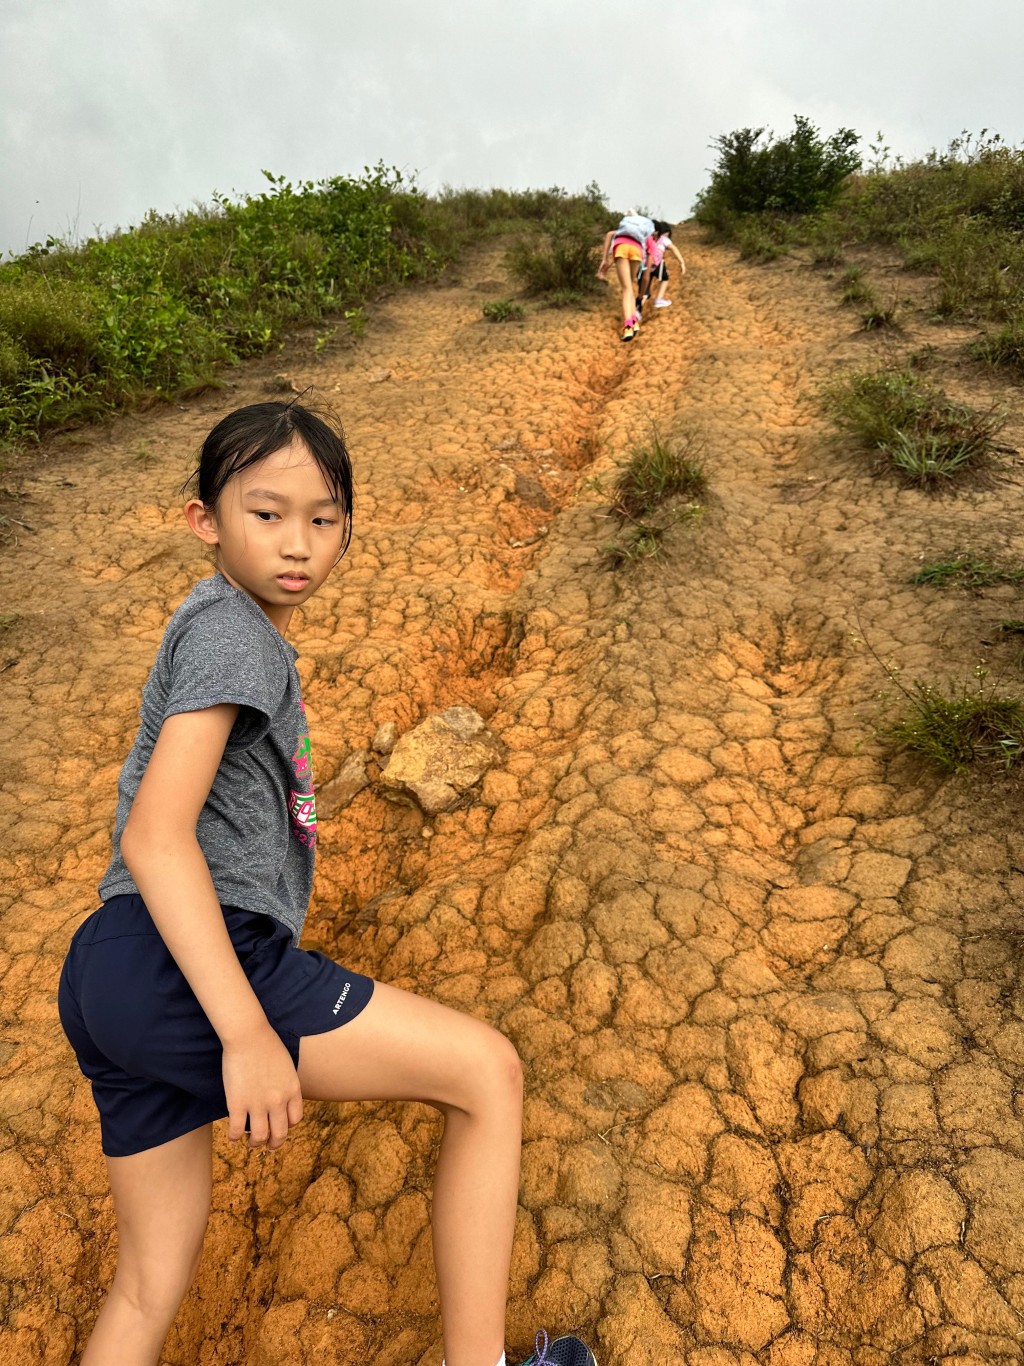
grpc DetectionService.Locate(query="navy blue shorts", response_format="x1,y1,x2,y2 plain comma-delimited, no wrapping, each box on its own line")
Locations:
58,894,375,1158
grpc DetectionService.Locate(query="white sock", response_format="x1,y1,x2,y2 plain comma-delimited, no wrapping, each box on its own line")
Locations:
442,1356,505,1366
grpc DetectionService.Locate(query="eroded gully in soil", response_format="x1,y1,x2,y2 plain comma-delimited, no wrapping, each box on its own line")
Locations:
2,231,1024,1366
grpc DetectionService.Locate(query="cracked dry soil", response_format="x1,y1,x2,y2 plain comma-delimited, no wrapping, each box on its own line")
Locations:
3,229,1024,1366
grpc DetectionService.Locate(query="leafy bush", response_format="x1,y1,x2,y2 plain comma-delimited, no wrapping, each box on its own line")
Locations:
0,275,102,372
736,218,792,261
817,363,1003,486
696,127,1024,371
507,208,604,296
694,116,860,231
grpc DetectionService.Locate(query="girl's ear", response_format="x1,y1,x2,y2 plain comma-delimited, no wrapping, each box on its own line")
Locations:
184,498,220,546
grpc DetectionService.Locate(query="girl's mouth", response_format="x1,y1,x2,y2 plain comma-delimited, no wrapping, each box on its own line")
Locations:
277,575,310,591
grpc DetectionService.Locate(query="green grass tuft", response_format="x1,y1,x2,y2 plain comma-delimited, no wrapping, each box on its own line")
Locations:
886,674,1024,772
610,425,708,521
481,298,524,322
969,321,1024,371
818,363,1004,487
602,424,708,570
838,268,872,305
859,300,900,330
909,553,1024,589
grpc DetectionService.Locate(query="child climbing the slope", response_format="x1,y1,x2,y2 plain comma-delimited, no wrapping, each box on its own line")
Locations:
58,399,597,1366
597,208,655,342
638,219,686,311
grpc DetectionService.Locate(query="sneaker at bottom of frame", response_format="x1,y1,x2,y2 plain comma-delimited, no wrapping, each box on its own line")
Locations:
514,1330,598,1366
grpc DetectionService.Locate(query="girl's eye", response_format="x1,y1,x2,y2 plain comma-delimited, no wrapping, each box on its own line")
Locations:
313,517,336,527
254,510,278,522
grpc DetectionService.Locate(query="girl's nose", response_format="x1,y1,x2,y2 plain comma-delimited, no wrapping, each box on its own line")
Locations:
282,521,312,557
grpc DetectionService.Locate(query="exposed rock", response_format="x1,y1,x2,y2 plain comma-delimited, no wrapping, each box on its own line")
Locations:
513,473,553,509
379,705,504,814
372,720,398,754
316,750,371,818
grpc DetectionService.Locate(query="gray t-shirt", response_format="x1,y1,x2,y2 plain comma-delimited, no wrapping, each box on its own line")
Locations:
99,573,317,942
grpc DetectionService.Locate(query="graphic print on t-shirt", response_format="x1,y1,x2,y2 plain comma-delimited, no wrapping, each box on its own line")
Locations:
289,703,317,847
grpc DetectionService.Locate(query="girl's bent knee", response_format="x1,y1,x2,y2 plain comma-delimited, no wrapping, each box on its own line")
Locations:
483,1028,524,1108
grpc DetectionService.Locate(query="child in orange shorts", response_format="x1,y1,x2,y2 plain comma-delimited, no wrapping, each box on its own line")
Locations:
597,210,655,341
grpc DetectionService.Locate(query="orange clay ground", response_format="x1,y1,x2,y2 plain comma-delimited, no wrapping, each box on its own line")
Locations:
3,227,1024,1366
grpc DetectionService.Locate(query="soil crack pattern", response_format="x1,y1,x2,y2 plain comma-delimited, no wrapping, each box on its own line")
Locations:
2,234,1024,1366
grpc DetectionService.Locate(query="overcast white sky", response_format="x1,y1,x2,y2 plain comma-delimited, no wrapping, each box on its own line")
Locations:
2,0,1023,257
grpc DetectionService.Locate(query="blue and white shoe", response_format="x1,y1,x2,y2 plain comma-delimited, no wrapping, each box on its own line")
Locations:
516,1329,598,1366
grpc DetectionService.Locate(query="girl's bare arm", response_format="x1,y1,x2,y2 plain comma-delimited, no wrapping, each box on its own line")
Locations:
120,704,303,1149
668,241,686,272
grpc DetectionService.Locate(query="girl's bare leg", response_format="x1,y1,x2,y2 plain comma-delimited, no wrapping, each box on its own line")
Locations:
613,256,636,322
299,982,523,1366
82,1125,213,1366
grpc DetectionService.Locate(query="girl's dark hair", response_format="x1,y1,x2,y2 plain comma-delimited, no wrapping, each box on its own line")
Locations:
184,399,353,556
653,219,672,235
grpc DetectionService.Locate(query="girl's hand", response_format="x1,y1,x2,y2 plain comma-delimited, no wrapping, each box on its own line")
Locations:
222,1025,304,1150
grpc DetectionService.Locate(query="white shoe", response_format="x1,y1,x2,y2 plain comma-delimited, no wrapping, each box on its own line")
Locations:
654,299,672,308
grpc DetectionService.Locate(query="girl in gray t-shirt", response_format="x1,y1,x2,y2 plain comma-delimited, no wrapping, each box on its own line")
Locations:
58,400,595,1366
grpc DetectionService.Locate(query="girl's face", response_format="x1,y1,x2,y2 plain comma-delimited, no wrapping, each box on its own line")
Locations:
185,438,347,633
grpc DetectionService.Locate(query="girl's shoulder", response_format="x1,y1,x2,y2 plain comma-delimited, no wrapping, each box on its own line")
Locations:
160,576,296,674
148,575,297,718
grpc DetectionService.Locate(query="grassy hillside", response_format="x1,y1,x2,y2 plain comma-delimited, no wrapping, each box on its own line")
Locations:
695,125,1024,372
0,168,606,449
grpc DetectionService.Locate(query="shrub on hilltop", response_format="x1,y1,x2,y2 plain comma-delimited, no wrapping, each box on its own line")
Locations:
695,122,1024,372
694,116,861,234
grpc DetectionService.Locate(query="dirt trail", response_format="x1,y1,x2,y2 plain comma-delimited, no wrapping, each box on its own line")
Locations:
3,230,1024,1366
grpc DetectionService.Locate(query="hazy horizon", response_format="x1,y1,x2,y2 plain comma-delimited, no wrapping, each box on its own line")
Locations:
3,0,1023,258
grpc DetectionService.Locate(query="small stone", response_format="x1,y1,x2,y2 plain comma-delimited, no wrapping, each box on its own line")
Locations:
317,751,371,817
372,721,398,754
380,706,504,815
368,367,392,383
513,474,553,509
